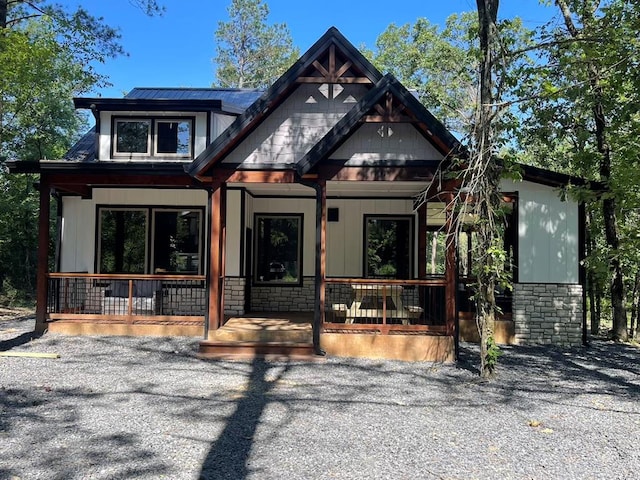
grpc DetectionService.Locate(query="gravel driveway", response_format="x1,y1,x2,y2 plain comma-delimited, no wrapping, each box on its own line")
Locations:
1,312,639,480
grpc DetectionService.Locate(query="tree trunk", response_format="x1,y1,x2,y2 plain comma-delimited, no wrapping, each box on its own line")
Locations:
556,0,627,341
629,270,640,338
475,0,500,379
585,209,599,335
0,0,7,29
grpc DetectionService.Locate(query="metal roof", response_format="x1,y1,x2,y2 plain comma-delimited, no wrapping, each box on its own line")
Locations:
63,127,96,162
124,88,263,110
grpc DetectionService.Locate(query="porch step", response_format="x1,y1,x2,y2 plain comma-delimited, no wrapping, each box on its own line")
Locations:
197,341,320,360
211,316,313,344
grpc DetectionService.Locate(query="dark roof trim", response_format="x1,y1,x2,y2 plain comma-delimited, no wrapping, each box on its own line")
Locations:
6,160,194,176
295,74,462,176
186,26,384,178
73,98,245,115
519,163,596,189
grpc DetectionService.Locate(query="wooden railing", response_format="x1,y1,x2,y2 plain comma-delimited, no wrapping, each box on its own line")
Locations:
46,273,206,324
324,278,448,334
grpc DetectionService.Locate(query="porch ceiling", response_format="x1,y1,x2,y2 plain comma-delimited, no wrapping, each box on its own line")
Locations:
230,181,429,198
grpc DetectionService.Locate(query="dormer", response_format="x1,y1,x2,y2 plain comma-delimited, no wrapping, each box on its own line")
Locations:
73,88,263,162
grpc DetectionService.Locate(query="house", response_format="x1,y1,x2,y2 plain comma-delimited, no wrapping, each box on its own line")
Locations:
9,27,585,362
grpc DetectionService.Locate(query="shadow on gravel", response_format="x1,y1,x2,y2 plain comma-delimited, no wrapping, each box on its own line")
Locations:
0,330,42,351
199,357,289,480
0,385,172,479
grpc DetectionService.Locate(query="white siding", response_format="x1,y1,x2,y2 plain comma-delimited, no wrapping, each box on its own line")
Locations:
225,189,242,276
222,84,368,166
330,123,444,162
326,198,416,277
211,113,236,139
98,111,208,160
501,179,579,284
59,189,208,273
60,197,95,273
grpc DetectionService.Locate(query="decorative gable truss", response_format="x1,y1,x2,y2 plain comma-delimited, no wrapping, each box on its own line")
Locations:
296,74,463,176
187,27,383,180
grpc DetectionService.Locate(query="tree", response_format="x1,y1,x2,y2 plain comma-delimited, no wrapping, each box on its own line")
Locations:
379,6,530,376
372,14,478,134
516,0,640,341
213,0,299,89
0,1,164,301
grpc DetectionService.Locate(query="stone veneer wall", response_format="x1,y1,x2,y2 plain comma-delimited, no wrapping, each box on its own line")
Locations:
224,277,246,316
250,277,315,312
513,283,583,346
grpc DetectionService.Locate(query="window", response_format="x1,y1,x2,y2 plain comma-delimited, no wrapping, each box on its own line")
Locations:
98,209,148,273
113,117,193,158
156,120,191,156
97,207,203,274
254,214,302,284
152,210,201,274
115,120,151,155
364,216,413,279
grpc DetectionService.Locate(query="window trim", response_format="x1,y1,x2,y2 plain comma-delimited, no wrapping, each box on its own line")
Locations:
95,205,205,275
363,214,414,279
113,118,151,158
253,213,304,286
111,116,195,159
96,207,150,274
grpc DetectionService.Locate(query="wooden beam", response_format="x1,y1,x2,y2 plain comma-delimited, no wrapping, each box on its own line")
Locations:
320,180,327,327
213,170,297,184
0,351,60,359
444,192,457,337
418,204,427,278
362,114,414,123
296,77,372,84
207,183,224,333
318,165,437,182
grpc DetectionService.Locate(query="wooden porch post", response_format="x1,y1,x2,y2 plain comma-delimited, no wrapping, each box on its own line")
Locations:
417,203,427,278
310,180,327,354
444,193,457,337
319,180,327,341
207,182,226,335
35,177,51,334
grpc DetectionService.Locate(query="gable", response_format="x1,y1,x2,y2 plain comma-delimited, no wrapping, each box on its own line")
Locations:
329,123,445,164
222,83,369,167
188,27,383,179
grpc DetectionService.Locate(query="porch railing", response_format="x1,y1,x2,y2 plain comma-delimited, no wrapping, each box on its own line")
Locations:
46,273,206,323
324,278,448,334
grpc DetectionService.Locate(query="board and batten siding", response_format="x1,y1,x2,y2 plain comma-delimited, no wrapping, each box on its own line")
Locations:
224,189,243,277
329,123,444,162
501,179,579,284
326,198,417,277
59,188,208,273
221,84,369,167
97,111,208,161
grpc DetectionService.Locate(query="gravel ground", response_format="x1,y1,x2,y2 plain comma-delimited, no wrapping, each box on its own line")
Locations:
1,310,639,480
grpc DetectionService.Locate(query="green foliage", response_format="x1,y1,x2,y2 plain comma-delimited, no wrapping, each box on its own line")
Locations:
516,0,640,336
370,12,534,142
484,336,502,373
213,0,299,89
0,173,40,299
0,2,162,300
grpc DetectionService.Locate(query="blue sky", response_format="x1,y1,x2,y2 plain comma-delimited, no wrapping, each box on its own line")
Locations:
70,0,556,98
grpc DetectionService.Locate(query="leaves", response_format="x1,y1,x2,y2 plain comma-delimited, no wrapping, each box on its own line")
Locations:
213,0,299,89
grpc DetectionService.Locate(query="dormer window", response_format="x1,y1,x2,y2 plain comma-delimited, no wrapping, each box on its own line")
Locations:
115,119,151,155
113,117,193,159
